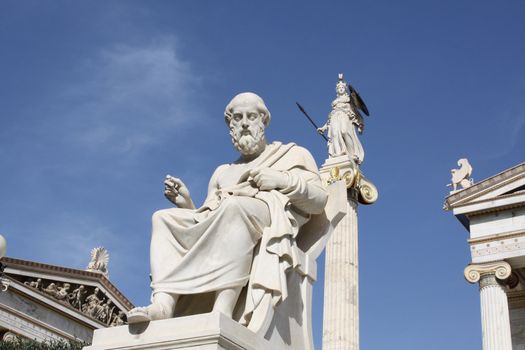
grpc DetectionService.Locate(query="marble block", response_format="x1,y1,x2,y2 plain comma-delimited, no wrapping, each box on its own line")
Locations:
84,311,284,350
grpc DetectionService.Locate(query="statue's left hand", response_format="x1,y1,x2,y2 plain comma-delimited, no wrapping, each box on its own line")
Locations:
249,168,288,191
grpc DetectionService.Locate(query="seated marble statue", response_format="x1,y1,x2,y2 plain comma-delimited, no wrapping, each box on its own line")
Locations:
127,92,328,327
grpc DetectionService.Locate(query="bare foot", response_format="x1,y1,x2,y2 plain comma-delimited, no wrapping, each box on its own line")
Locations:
127,293,177,324
127,306,152,323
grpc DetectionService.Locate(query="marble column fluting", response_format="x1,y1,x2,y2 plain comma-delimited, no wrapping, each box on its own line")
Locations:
323,192,359,350
464,261,512,350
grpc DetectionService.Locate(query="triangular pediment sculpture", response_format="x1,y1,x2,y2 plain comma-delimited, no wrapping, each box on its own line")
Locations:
1,257,133,335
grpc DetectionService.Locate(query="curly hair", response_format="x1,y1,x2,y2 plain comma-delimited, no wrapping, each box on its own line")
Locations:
224,92,271,126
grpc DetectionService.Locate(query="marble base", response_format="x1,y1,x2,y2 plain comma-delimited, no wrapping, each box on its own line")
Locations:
84,312,283,350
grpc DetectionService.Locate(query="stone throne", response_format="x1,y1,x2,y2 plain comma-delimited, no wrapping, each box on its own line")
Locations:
85,180,346,350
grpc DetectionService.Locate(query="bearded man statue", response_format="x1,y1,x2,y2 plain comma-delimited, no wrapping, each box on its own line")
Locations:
127,92,329,335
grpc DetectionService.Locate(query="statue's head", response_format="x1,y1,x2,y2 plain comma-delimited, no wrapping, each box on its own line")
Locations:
336,73,348,96
224,92,270,156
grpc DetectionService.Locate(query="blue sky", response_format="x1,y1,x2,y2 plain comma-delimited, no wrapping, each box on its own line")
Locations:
1,1,524,349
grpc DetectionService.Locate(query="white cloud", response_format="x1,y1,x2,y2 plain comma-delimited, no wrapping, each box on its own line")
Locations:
58,38,201,155
4,38,204,293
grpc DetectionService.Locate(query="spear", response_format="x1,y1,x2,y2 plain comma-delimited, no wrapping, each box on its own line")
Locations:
295,102,328,142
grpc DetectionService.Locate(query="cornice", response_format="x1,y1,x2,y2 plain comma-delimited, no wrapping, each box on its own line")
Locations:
445,163,525,210
456,192,525,214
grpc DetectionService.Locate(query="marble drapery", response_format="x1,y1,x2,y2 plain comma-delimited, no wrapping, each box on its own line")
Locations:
327,95,364,162
149,142,327,326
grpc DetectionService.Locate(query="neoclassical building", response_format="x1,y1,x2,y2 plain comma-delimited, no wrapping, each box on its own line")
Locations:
445,162,525,350
0,254,133,343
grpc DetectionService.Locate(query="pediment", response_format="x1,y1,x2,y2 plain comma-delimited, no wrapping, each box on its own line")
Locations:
2,257,133,328
445,162,525,211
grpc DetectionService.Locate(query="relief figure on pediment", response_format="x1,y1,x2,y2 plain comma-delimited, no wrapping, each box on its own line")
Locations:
24,278,43,290
82,288,101,314
110,311,125,326
55,283,71,301
68,285,87,310
100,301,116,324
43,282,59,298
95,299,112,322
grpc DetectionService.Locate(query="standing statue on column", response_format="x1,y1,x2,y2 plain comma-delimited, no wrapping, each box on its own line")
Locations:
315,74,377,350
318,74,370,164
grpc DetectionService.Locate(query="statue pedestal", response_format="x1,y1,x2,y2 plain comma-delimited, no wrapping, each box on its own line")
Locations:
84,312,282,350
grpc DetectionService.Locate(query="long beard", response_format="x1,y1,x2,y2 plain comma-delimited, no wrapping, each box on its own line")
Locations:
231,124,266,156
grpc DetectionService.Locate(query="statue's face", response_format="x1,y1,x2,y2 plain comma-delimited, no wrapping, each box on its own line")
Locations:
229,103,266,156
336,84,346,95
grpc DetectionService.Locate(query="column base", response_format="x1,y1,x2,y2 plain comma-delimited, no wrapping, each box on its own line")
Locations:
84,312,283,350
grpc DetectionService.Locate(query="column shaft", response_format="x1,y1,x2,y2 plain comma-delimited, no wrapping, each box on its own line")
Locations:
323,197,358,350
479,275,512,350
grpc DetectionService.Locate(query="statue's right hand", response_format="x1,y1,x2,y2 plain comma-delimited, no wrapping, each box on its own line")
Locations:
164,175,195,209
317,126,326,134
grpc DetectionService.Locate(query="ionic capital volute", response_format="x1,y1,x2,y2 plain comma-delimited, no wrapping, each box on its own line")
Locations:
464,261,512,284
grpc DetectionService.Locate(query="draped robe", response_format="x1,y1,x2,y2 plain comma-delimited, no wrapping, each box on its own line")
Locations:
149,142,327,326
327,95,364,161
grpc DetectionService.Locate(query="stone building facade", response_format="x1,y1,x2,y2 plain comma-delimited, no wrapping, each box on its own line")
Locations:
445,162,525,350
0,256,133,343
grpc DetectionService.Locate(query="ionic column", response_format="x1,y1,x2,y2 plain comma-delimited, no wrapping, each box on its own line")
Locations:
464,261,512,350
320,156,378,350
